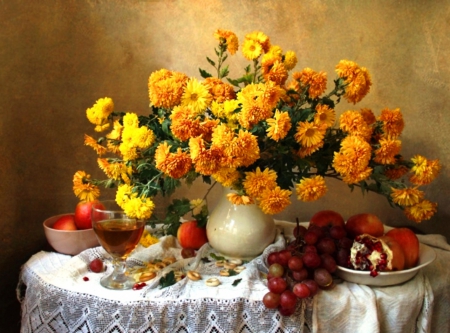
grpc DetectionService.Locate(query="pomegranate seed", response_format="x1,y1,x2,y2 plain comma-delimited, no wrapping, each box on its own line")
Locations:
380,253,387,260
83,277,89,281
370,270,379,277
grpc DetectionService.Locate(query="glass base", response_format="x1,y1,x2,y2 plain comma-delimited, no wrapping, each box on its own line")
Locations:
100,271,135,290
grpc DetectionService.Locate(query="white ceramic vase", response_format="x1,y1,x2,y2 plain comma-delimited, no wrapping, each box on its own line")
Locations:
206,187,276,260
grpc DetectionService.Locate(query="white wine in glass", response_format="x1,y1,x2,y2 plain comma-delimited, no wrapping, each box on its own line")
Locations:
92,200,145,290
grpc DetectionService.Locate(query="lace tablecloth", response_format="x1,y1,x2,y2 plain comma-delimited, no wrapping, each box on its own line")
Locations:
17,221,450,333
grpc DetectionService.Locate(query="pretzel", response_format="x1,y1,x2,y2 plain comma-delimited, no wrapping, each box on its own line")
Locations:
234,266,246,273
215,260,226,267
187,270,202,281
223,262,237,270
139,271,156,282
205,278,221,287
219,269,230,276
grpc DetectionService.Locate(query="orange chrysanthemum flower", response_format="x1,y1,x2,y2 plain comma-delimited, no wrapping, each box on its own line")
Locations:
409,155,441,185
294,121,326,148
296,175,328,202
339,110,373,141
266,110,292,141
335,60,372,104
258,187,292,215
212,167,241,188
72,171,100,202
314,104,336,128
263,61,289,86
292,68,328,99
84,134,107,156
378,108,404,139
404,200,437,223
204,77,236,103
390,187,424,207
385,165,409,180
227,193,254,205
243,167,278,198
373,138,401,165
213,29,239,55
148,69,189,109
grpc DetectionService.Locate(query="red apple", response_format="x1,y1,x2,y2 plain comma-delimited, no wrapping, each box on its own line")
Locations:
345,213,384,239
177,220,208,250
74,200,105,230
309,210,345,228
53,214,77,230
385,228,420,269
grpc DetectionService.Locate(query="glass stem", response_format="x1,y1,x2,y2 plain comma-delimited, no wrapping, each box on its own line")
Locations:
111,257,128,282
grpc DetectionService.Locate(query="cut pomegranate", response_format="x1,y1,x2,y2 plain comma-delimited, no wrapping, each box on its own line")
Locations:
349,234,405,277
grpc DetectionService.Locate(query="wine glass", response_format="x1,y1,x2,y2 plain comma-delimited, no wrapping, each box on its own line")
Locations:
91,200,145,290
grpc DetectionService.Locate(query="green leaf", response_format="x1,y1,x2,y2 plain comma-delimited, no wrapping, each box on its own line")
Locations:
201,257,211,263
159,271,176,289
219,65,229,79
210,253,226,261
232,278,242,286
206,57,216,67
199,68,213,78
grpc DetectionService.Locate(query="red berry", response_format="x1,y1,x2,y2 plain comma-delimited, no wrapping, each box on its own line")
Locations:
89,258,104,273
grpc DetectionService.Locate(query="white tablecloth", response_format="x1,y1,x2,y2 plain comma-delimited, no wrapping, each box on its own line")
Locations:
17,221,450,333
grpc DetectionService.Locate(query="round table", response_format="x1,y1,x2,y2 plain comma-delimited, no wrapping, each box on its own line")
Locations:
17,221,450,333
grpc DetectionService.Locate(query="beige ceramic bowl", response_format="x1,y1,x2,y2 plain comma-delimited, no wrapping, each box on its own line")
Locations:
43,213,99,255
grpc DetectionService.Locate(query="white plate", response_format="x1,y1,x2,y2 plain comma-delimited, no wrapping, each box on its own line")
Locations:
275,220,437,287
335,243,436,286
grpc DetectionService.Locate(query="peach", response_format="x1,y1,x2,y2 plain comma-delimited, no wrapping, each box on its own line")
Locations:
53,214,77,230
385,228,420,269
345,213,384,239
177,220,208,250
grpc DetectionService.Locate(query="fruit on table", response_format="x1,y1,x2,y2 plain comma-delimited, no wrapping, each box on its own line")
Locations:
74,200,105,230
53,214,77,230
309,210,345,228
345,213,385,239
385,227,420,269
89,258,104,273
177,220,208,250
349,233,405,276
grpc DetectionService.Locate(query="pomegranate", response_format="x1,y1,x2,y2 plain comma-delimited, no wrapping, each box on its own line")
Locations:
385,228,420,269
345,213,384,239
349,234,405,277
309,210,345,228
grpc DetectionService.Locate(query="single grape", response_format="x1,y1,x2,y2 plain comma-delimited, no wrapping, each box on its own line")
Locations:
262,292,281,309
302,279,319,296
293,225,307,238
280,290,297,309
291,268,309,281
268,263,284,278
288,256,304,272
278,305,296,316
329,225,347,240
268,277,288,294
304,231,319,245
267,252,279,266
336,248,350,267
292,282,311,298
307,225,326,239
302,251,321,269
314,268,333,287
338,237,353,250
303,245,317,253
277,249,292,267
89,258,104,273
181,248,196,259
316,237,336,255
320,253,337,273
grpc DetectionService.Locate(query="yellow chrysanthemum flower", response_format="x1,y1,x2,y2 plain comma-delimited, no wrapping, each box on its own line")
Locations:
292,68,327,99
404,200,437,223
378,108,404,139
190,199,207,216
283,51,298,71
410,155,441,185
296,175,328,202
242,39,263,60
314,104,335,128
86,97,114,132
123,197,155,220
390,187,424,207
84,134,107,156
156,146,192,179
245,31,271,53
373,138,401,165
227,193,254,205
266,110,292,141
258,187,292,215
297,141,324,158
97,158,131,181
294,121,326,147
360,108,376,125
122,112,139,128
212,167,241,188
115,184,137,207
243,167,278,198
140,229,160,248
189,137,223,175
263,60,289,86
72,171,100,202
181,78,212,115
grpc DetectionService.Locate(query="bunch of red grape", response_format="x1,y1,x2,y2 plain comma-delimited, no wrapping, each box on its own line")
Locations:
262,220,353,315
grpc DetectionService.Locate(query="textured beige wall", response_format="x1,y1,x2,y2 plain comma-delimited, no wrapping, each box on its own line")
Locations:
2,0,450,330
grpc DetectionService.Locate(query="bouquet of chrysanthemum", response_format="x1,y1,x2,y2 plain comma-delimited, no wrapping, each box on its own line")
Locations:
73,29,440,235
